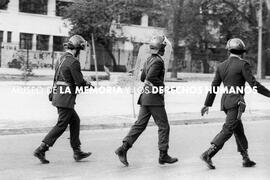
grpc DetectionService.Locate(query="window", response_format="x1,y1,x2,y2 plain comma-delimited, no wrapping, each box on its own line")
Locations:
121,12,141,25
20,33,33,49
37,34,49,50
19,0,48,15
56,0,72,17
0,31,3,42
7,31,12,42
149,14,168,27
53,36,67,51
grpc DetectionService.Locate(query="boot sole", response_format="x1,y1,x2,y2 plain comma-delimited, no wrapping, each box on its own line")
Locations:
243,163,256,167
74,153,92,162
159,159,178,165
115,151,129,167
33,152,50,164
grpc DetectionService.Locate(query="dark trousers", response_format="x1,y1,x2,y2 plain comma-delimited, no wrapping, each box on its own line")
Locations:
43,107,81,149
211,107,248,152
123,105,170,151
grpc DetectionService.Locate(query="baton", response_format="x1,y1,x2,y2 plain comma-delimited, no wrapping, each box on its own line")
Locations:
237,101,246,120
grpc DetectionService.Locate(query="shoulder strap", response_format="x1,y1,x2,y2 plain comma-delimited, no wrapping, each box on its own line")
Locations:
53,54,68,85
145,56,154,74
156,54,164,62
145,55,163,75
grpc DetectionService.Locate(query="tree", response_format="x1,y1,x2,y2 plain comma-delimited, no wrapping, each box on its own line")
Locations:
63,0,164,71
167,0,269,75
167,0,220,75
168,0,184,78
201,0,269,76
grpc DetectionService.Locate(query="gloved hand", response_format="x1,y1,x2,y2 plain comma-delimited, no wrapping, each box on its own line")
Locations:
86,81,94,89
201,106,209,116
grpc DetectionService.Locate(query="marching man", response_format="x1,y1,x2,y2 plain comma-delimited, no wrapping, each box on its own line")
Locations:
115,35,178,166
33,35,92,164
201,38,270,169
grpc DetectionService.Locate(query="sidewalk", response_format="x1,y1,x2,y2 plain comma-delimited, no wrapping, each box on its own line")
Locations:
1,69,270,135
0,68,110,81
1,109,269,135
1,67,270,81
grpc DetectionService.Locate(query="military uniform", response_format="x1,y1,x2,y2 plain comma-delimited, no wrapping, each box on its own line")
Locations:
115,35,177,166
42,52,88,149
123,54,170,151
34,35,91,164
204,54,270,151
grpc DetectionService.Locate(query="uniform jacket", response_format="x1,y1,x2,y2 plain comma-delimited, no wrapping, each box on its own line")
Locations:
52,52,87,109
137,54,165,106
204,55,270,111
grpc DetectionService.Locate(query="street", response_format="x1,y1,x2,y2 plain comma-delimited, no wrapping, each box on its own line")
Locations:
1,0,270,179
0,120,269,180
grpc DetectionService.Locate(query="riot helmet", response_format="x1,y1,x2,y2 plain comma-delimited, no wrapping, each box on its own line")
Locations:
226,38,246,55
149,35,167,55
64,35,87,50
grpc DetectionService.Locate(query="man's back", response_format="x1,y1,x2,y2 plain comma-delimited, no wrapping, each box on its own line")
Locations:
218,56,246,88
205,55,270,110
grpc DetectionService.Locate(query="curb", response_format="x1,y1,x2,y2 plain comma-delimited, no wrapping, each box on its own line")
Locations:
1,116,269,136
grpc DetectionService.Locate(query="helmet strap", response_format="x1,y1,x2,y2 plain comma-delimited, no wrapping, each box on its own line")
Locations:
74,49,81,58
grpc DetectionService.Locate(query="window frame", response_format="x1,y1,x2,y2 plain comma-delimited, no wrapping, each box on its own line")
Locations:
19,0,48,15
19,33,33,50
53,36,67,52
55,0,72,17
7,31,12,43
0,31,3,43
36,34,50,51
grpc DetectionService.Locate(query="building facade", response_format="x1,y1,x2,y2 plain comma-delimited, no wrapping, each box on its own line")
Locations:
109,13,167,72
0,1,167,72
0,0,72,68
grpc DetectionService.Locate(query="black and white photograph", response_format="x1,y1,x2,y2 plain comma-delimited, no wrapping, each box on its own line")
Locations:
0,0,270,179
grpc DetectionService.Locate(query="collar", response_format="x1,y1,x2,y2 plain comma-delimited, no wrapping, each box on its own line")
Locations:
156,54,164,62
65,50,74,57
229,54,243,60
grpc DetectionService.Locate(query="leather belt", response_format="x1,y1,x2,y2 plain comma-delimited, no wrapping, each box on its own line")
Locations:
55,81,72,86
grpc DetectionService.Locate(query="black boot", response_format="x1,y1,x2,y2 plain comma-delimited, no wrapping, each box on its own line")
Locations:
241,150,256,167
115,142,130,166
33,142,50,164
159,150,178,165
73,147,92,162
200,144,219,169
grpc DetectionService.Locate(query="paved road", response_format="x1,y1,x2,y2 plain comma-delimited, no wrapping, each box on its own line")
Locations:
0,120,269,180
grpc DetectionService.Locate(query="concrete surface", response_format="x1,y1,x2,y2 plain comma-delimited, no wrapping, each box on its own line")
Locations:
0,120,269,180
0,79,270,134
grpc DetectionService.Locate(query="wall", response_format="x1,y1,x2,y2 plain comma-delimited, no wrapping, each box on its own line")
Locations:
0,0,72,68
0,0,70,46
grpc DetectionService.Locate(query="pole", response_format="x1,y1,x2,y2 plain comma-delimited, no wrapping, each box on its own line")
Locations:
0,42,2,67
91,33,99,87
26,42,29,70
51,51,54,70
88,43,92,70
257,0,263,79
131,75,136,118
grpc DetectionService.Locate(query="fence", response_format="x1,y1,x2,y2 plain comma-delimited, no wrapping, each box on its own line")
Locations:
1,41,268,75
